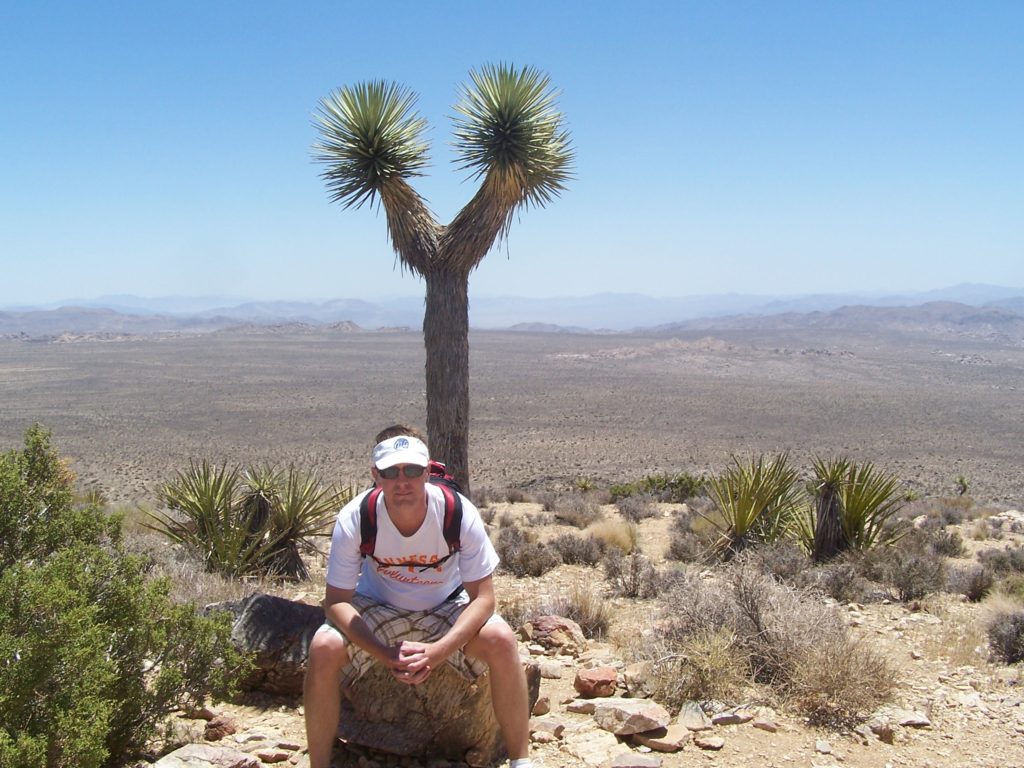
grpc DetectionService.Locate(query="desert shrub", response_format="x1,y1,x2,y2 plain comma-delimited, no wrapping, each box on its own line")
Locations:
604,550,659,598
544,581,612,639
494,526,561,577
610,472,704,503
479,505,496,525
971,519,998,541
806,458,908,560
745,541,811,586
704,454,803,559
497,511,516,528
0,427,246,768
497,594,539,631
987,610,1024,664
948,565,995,603
641,565,893,725
872,534,948,602
588,518,637,554
806,560,877,604
666,527,706,562
151,460,350,580
537,491,557,512
637,626,747,709
554,496,603,529
549,532,605,566
505,488,528,504
977,545,1024,576
616,493,658,523
996,574,1024,603
928,528,966,557
472,485,492,508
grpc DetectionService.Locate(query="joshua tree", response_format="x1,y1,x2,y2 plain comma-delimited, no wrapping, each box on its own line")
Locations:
313,64,573,492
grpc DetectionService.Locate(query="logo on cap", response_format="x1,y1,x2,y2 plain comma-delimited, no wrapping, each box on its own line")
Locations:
394,438,409,449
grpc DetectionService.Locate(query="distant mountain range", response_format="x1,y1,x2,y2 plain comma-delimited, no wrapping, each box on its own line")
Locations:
2,284,1023,340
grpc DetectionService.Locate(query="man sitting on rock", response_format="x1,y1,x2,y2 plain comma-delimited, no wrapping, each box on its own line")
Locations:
304,426,531,768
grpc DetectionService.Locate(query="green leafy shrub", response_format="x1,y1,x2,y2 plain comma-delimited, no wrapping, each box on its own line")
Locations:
987,610,1024,664
609,471,704,503
0,427,246,768
150,460,351,580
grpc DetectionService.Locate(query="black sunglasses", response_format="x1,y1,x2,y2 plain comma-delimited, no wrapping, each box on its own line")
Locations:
378,465,426,480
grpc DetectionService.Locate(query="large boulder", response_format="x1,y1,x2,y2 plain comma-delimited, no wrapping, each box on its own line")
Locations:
339,656,540,765
209,593,324,696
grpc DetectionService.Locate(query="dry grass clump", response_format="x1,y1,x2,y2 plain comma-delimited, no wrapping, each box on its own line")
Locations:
987,607,1024,664
604,550,659,599
637,627,748,708
633,563,894,726
588,518,637,554
543,580,612,639
554,496,603,529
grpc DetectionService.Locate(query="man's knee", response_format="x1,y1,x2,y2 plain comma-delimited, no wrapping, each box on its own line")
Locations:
306,626,350,678
467,621,519,665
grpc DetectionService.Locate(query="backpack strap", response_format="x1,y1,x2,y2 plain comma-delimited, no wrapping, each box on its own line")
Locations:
436,482,463,554
358,486,384,557
357,483,462,559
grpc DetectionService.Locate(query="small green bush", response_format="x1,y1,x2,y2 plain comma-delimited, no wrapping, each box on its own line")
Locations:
987,610,1024,664
0,427,246,768
609,472,704,503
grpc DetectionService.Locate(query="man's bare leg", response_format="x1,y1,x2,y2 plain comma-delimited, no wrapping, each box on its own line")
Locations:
304,629,350,768
466,622,530,760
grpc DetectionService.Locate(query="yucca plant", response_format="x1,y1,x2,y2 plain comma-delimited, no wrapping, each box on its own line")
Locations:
702,454,803,559
810,458,850,562
149,461,351,581
313,63,573,494
839,462,907,550
803,458,908,559
264,467,353,580
150,461,268,578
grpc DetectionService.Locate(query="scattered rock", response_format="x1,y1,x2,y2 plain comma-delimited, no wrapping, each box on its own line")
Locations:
253,749,290,763
711,709,753,726
519,615,588,657
675,701,712,732
152,742,261,768
630,724,690,752
622,662,653,698
815,739,832,754
592,698,671,736
609,753,662,768
574,665,618,698
693,735,725,751
538,660,564,679
752,718,779,733
532,695,551,716
204,715,238,741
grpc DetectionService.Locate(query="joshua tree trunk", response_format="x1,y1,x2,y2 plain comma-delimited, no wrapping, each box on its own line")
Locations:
424,267,471,494
813,486,843,562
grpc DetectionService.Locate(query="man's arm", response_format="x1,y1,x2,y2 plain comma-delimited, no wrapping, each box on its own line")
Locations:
396,574,496,682
323,583,404,669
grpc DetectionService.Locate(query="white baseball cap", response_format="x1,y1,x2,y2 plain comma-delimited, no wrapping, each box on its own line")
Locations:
372,435,430,469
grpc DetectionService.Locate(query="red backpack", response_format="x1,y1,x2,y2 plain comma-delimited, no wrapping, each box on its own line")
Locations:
358,460,464,571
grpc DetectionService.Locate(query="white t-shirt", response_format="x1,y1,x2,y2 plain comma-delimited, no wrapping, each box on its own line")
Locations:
326,483,500,611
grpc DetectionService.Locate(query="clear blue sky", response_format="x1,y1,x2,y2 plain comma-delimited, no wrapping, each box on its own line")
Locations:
2,1,1021,306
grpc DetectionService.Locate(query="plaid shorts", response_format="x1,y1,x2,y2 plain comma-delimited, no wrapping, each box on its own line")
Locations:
318,593,501,686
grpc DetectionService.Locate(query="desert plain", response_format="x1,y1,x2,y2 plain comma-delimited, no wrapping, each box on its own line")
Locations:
0,324,1020,506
